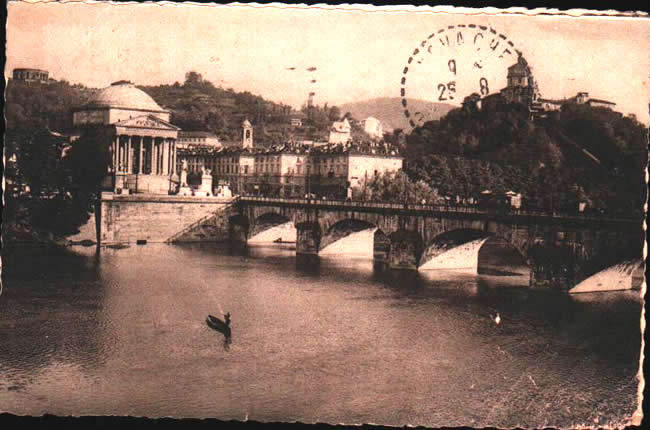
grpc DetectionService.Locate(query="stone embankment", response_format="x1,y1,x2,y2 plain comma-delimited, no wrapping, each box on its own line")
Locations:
66,193,236,245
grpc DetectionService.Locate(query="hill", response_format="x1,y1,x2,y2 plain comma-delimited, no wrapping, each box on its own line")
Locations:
5,79,98,132
338,97,455,131
4,71,294,144
403,100,647,215
140,71,292,142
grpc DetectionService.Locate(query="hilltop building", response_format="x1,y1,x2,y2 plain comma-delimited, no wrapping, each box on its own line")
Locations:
328,118,351,144
499,55,540,107
13,68,50,84
362,116,384,139
72,80,180,194
289,111,305,128
482,55,616,118
537,91,616,115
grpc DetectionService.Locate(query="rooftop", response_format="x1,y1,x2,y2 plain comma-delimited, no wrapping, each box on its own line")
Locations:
177,139,401,158
82,81,166,112
179,131,219,138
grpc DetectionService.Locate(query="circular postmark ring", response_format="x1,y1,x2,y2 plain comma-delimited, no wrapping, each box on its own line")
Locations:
401,24,526,129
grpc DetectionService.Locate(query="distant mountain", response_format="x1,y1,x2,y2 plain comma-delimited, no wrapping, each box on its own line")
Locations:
338,97,455,131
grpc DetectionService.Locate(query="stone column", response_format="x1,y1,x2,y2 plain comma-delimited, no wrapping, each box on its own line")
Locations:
171,141,176,174
112,135,119,173
150,137,156,175
162,139,169,175
152,137,158,175
127,135,132,173
120,136,125,173
153,137,162,175
139,136,144,174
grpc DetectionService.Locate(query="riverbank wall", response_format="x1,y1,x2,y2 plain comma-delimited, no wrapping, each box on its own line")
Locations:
67,193,236,245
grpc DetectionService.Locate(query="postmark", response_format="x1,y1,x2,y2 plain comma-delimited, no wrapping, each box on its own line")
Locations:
401,24,523,128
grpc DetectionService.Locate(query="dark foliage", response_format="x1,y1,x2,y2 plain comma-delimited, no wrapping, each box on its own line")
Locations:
3,124,110,242
140,71,294,143
404,101,647,215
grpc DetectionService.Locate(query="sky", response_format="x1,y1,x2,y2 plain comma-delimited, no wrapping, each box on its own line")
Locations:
6,1,650,123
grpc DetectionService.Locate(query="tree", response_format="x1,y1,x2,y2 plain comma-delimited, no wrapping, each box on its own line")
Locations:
184,71,204,87
352,170,442,204
3,124,112,242
328,106,341,122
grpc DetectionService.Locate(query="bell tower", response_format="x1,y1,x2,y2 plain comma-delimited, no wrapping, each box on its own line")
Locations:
242,119,253,148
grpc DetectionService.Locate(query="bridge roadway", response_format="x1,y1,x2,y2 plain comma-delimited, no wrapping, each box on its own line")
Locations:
229,196,642,289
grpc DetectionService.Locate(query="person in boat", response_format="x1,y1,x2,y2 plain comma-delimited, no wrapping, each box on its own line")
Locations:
224,312,231,326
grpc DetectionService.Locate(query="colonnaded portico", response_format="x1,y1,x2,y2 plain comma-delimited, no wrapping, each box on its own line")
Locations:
110,116,180,194
73,80,180,194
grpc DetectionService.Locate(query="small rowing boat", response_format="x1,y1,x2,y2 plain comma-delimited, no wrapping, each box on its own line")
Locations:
206,314,231,338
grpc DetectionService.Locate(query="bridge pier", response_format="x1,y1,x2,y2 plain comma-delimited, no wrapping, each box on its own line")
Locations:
388,231,423,270
296,222,321,255
528,244,576,288
228,214,249,244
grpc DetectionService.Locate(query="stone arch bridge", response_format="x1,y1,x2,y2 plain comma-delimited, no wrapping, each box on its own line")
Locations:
226,197,642,289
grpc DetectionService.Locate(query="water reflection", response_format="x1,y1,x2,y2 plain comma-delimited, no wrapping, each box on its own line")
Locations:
0,242,642,427
0,245,108,376
295,254,321,275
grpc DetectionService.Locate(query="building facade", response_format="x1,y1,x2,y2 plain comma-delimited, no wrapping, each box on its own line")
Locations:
176,120,403,198
362,117,383,139
177,131,221,149
72,80,180,194
13,68,49,83
328,118,352,144
499,55,540,107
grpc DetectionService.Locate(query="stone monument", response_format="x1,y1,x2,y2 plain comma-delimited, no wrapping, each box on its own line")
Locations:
195,167,213,197
178,160,192,196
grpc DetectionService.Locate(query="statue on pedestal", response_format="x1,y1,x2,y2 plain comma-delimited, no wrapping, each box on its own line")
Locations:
181,160,188,187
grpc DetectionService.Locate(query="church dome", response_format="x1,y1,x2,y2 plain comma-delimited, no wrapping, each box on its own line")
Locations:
86,81,165,111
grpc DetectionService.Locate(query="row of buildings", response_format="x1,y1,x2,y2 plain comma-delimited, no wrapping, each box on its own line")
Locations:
69,80,402,198
178,138,402,198
176,114,385,151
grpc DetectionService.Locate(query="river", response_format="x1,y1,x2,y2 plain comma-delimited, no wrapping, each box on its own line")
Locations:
0,241,643,427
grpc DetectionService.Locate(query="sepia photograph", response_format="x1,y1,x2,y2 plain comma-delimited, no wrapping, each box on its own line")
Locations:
1,1,648,428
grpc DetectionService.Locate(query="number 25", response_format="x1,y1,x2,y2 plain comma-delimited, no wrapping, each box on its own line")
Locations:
438,81,456,101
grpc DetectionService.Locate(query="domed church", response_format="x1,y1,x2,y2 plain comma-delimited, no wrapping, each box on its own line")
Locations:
72,80,180,194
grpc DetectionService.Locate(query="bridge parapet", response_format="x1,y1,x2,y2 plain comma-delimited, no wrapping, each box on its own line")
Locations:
233,197,642,289
238,197,639,227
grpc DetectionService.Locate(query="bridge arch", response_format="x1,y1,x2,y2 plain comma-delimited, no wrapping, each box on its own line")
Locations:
419,228,529,272
319,218,378,254
249,212,294,242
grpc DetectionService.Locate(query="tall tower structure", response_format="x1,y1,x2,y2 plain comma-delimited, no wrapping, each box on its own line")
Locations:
242,119,253,148
307,92,315,121
501,55,540,106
